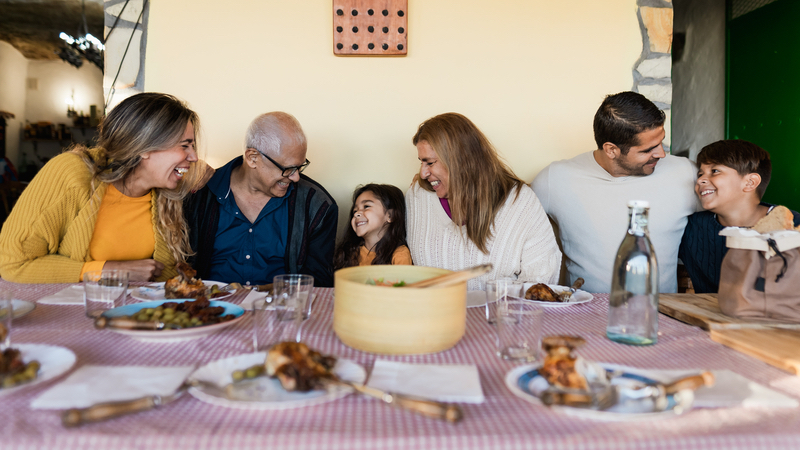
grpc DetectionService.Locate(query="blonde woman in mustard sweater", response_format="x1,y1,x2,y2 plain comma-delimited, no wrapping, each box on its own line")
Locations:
0,93,205,283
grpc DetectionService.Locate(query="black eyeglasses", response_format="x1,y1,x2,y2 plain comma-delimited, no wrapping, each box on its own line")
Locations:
255,149,310,177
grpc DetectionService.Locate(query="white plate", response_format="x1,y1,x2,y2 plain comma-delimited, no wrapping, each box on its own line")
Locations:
189,352,366,410
131,280,234,302
466,291,487,308
11,299,36,319
0,344,76,396
101,299,246,343
505,363,693,421
521,283,593,307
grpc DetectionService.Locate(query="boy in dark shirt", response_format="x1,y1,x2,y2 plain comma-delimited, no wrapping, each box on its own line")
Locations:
679,140,800,293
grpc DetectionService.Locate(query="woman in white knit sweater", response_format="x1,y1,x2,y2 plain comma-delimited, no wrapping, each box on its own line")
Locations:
406,113,561,291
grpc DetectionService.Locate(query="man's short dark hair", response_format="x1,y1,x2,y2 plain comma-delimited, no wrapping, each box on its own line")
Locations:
593,91,666,154
697,140,772,199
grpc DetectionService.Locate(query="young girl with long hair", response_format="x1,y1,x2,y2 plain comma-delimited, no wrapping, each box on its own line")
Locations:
333,184,412,270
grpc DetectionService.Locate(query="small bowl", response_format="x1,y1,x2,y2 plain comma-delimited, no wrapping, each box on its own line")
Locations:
334,265,467,355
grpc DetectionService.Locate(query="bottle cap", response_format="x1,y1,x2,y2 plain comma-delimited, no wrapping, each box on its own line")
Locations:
627,200,650,208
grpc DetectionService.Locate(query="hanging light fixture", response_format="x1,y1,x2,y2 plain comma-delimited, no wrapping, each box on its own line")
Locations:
57,0,104,70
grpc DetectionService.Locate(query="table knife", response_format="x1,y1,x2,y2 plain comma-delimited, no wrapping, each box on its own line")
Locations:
61,378,233,427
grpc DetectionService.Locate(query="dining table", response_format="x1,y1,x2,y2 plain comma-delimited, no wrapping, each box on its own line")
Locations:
3,279,800,450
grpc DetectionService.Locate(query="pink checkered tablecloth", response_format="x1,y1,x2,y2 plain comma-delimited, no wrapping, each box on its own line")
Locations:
2,280,800,450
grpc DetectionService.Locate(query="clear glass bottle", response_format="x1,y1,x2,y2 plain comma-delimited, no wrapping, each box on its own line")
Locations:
606,200,659,345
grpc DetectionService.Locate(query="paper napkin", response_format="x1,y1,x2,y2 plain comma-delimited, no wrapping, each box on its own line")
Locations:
38,285,133,306
31,365,195,409
37,286,86,305
602,364,798,409
239,289,268,310
366,360,485,404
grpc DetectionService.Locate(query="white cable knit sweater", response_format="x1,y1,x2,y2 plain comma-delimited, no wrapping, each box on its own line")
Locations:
405,183,561,291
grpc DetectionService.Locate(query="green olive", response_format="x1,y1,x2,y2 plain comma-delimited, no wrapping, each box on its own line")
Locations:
244,365,264,379
231,370,244,382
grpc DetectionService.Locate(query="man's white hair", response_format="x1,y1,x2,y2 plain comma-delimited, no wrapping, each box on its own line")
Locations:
245,112,306,157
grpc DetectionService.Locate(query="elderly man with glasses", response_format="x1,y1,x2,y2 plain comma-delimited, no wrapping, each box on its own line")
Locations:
184,112,338,286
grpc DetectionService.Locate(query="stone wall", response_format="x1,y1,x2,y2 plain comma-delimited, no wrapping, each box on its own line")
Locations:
103,0,148,111
634,0,673,153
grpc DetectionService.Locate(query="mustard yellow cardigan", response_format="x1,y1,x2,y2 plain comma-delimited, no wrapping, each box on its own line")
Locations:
0,151,177,283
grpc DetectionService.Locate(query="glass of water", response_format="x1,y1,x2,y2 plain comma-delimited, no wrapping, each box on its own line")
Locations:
83,270,129,318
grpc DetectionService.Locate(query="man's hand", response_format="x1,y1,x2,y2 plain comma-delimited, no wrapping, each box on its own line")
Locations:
104,260,165,281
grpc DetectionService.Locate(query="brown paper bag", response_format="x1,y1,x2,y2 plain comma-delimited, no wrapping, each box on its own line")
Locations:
718,231,800,322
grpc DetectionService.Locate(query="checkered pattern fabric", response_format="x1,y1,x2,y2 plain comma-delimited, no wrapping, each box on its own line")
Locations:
3,280,800,449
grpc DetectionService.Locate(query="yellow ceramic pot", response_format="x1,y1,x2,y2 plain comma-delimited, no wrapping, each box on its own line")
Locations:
333,265,467,355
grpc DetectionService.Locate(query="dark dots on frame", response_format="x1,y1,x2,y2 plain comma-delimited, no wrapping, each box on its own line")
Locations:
382,26,389,33
336,9,343,16
336,26,343,33
368,9,374,15
398,27,405,34
398,10,405,17
352,43,359,50
368,26,374,33
382,9,388,16
382,43,389,50
351,9,358,16
368,43,375,50
352,26,358,33
397,44,404,50
336,43,343,50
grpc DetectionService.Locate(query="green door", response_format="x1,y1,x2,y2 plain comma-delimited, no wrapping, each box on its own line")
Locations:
727,0,800,211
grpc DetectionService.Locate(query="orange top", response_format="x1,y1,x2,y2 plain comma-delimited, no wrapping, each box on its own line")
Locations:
80,184,155,278
358,245,413,266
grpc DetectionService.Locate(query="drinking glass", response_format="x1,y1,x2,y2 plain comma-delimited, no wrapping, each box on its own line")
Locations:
83,270,129,318
273,274,315,320
494,299,544,361
252,294,305,350
484,279,523,324
0,290,12,350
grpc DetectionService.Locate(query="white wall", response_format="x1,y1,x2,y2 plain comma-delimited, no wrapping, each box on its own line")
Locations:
672,0,726,160
0,41,29,167
144,0,642,235
21,60,104,166
25,60,104,123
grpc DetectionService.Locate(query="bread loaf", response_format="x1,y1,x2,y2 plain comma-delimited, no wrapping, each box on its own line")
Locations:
753,205,794,233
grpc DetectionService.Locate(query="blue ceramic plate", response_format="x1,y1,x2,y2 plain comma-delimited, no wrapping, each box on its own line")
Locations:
505,363,694,421
101,299,245,342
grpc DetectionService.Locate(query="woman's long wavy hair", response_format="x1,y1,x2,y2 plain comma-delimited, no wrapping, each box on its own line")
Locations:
333,184,408,271
412,113,524,254
75,92,203,263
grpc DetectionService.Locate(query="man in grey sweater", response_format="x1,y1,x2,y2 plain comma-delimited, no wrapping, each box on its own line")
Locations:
531,92,699,293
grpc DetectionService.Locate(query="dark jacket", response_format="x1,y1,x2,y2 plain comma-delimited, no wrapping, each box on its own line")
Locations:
184,172,338,287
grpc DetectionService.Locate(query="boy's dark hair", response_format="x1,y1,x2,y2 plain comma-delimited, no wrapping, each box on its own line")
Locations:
333,183,408,271
593,91,666,154
697,139,772,199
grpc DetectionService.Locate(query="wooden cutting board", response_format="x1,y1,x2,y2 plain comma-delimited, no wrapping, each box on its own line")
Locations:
659,293,800,331
709,328,800,375
660,293,800,375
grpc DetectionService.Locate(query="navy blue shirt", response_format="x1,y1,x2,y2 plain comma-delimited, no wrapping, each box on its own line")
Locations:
206,157,291,285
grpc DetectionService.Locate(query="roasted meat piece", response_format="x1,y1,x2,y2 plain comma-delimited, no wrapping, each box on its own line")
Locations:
0,348,24,375
265,342,337,392
164,262,206,299
525,283,561,302
539,335,588,391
